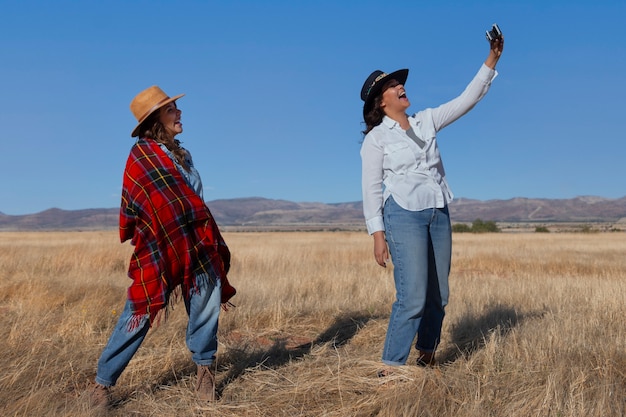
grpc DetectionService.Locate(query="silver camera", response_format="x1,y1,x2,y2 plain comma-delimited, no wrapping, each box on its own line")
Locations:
485,23,502,42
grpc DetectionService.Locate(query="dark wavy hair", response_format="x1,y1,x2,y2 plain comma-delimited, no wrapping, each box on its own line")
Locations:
362,94,385,136
136,111,189,171
361,79,397,136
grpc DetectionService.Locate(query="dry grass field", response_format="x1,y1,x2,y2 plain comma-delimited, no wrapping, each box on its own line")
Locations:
0,231,624,416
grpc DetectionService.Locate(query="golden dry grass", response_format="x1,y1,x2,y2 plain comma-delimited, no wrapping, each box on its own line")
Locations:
0,231,624,416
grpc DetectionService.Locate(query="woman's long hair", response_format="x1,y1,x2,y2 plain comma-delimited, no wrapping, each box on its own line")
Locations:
362,79,397,136
362,94,385,136
136,111,190,171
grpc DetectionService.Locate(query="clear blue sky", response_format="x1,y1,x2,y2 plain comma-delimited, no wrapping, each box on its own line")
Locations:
1,0,625,215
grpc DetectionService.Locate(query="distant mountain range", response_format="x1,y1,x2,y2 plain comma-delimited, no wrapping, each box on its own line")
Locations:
1,196,626,231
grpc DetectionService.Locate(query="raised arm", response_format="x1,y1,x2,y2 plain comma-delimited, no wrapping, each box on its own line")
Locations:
429,35,504,132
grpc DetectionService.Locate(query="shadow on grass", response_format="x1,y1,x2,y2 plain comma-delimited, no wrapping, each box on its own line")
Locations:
215,311,380,396
120,305,544,403
107,312,380,406
136,305,545,400
439,303,545,364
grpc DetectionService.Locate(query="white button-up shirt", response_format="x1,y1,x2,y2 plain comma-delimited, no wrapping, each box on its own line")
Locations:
360,63,498,235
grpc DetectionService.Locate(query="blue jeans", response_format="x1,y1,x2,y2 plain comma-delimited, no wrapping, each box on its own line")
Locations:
381,196,451,366
95,273,221,387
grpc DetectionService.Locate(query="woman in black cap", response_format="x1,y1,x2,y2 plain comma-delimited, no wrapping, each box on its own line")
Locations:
360,32,504,371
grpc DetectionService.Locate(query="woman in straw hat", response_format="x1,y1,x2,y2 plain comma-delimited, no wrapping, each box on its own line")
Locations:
90,86,235,407
359,31,504,372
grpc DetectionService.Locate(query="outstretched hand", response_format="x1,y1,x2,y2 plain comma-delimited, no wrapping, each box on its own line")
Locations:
485,36,504,69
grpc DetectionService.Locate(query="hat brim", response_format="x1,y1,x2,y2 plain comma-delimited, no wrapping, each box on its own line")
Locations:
363,69,409,118
131,93,185,137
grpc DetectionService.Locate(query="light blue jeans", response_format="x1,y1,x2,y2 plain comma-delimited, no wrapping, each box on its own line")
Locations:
382,196,451,366
95,272,221,387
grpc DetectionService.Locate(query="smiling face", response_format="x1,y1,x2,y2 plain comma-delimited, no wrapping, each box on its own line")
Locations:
158,102,183,138
380,79,410,116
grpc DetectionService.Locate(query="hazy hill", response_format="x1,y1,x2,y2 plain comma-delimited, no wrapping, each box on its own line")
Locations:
450,196,626,223
1,196,626,231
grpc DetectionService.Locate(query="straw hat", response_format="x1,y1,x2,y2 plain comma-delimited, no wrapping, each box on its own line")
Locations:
360,69,408,118
130,86,184,137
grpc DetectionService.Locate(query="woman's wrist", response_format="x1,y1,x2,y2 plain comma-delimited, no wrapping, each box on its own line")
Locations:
373,230,386,240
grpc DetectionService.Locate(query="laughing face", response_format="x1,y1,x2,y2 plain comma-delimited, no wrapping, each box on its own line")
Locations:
380,79,410,115
159,102,183,138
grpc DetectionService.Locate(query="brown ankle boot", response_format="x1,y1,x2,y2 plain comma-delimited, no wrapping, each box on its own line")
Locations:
416,350,436,367
89,383,111,408
196,364,216,402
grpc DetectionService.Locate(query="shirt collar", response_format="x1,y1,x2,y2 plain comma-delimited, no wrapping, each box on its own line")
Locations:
382,115,399,129
381,114,420,130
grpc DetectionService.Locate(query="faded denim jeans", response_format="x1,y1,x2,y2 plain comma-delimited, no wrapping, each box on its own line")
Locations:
381,196,451,366
95,272,221,387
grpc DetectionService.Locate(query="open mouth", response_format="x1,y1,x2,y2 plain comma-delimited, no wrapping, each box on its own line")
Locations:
399,92,407,99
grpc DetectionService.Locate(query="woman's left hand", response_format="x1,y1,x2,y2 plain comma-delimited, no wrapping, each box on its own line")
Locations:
485,36,504,69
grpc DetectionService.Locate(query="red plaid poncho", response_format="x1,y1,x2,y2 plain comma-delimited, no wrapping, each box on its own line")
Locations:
120,138,235,326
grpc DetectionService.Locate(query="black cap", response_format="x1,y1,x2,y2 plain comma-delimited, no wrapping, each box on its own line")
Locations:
360,68,409,117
